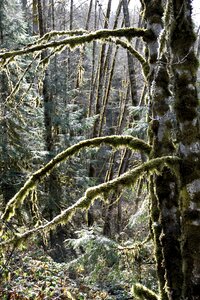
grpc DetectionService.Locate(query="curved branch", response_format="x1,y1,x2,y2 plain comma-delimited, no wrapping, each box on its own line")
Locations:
1,135,151,221
0,27,153,61
107,37,150,77
0,156,180,249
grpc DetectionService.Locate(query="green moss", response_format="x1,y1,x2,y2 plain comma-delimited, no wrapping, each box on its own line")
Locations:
180,160,200,186
180,126,198,144
1,135,151,222
110,38,150,78
174,95,198,122
141,0,163,21
153,97,170,115
170,23,196,56
192,191,200,203
132,283,159,300
0,27,153,60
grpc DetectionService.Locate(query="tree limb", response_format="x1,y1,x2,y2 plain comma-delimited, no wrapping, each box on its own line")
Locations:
0,27,154,61
0,155,180,250
1,135,151,221
132,283,159,300
107,37,150,77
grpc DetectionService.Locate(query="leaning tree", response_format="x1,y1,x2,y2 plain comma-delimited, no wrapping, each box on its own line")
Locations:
0,0,199,299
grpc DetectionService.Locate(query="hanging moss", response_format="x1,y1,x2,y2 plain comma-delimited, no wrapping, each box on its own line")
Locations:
0,156,180,250
1,135,151,221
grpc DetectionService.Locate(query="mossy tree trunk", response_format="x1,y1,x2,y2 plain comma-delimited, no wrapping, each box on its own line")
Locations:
142,0,200,299
169,1,200,298
143,0,184,299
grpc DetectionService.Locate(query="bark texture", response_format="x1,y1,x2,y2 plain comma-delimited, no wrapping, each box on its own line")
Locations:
143,0,200,299
169,1,200,298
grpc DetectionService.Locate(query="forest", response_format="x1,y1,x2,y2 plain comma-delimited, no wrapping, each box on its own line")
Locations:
0,0,200,299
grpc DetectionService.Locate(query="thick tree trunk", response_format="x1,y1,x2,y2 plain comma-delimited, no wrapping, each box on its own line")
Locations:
141,0,200,299
143,0,184,299
169,1,200,298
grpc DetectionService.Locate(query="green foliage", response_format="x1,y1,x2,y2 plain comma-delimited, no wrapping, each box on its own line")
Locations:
65,227,129,289
64,225,157,296
123,106,148,138
0,0,28,48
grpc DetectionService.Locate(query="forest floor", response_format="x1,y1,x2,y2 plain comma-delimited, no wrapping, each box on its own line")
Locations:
0,244,133,300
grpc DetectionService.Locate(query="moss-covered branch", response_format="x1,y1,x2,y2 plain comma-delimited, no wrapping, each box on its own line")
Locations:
33,29,88,44
107,37,150,78
1,135,151,221
132,283,159,300
0,155,180,250
0,27,153,61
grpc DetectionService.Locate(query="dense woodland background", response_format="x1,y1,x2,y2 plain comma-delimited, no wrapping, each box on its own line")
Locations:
0,0,200,299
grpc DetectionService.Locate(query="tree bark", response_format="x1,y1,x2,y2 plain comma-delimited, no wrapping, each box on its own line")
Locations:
143,0,183,299
169,1,200,297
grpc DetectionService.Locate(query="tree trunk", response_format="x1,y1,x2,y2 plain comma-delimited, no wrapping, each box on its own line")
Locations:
142,0,200,299
122,0,138,106
37,0,64,258
32,0,39,35
169,1,200,297
143,0,184,299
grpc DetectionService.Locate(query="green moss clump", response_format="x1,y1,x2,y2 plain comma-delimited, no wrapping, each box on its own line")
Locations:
142,0,163,21
175,100,198,122
170,22,196,56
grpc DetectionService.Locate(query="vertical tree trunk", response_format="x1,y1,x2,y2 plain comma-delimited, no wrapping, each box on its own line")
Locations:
87,0,113,226
122,0,138,106
67,0,73,88
87,0,98,117
37,0,64,258
169,1,200,297
143,1,183,299
93,0,112,137
32,0,39,35
21,0,27,12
